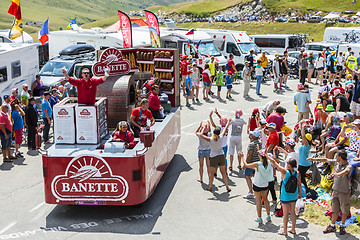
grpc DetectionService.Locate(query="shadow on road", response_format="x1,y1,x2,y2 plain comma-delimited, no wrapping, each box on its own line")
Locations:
45,154,191,235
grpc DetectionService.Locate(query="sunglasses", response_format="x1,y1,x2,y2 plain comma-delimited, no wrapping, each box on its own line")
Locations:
82,72,90,75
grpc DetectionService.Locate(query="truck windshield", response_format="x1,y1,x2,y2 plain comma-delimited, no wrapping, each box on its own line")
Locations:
39,61,73,76
237,42,261,54
198,42,221,56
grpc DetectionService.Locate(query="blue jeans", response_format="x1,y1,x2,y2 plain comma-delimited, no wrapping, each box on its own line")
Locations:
43,118,51,143
256,75,262,94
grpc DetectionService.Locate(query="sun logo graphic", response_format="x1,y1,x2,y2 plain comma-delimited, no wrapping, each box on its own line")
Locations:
51,155,129,201
92,48,131,77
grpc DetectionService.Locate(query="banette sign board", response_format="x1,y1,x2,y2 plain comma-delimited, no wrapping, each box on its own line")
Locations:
92,48,131,77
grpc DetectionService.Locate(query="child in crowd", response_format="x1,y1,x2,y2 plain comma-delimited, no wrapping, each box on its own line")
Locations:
225,71,233,99
190,63,200,103
216,66,225,100
185,71,192,107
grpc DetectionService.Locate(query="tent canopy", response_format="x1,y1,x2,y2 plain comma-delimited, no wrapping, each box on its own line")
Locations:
324,12,341,19
106,18,148,31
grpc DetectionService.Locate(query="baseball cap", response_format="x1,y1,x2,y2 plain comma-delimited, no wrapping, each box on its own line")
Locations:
305,133,312,141
297,83,304,90
285,137,296,146
275,53,279,57
245,61,250,64
301,47,305,51
187,70,193,75
325,104,335,112
260,119,267,125
188,55,193,59
3,94,9,100
253,108,259,113
235,109,243,118
316,99,321,103
249,130,260,138
12,88,18,93
317,104,323,109
303,53,308,57
354,119,360,125
23,84,28,88
35,74,40,78
183,55,188,59
220,117,228,127
211,56,215,58
266,123,276,129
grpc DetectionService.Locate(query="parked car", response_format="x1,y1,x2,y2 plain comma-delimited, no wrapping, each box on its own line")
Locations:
275,17,287,22
288,17,298,23
339,18,351,23
307,16,322,23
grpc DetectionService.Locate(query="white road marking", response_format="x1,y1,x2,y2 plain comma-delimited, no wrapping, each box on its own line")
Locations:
29,202,45,213
0,222,16,235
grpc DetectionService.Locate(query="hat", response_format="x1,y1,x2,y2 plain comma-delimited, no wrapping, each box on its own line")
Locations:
354,119,360,125
275,53,279,57
317,104,323,109
316,99,321,103
200,121,209,134
333,89,341,96
211,56,215,58
3,94,9,100
187,70,193,75
285,137,296,146
250,130,260,138
331,51,336,55
266,123,276,129
325,104,335,112
350,51,354,54
183,55,188,59
58,86,65,92
253,108,259,113
12,88,18,93
300,47,305,51
35,74,40,78
303,53,308,57
220,117,228,127
297,83,304,90
305,133,312,141
307,118,314,125
260,119,267,125
52,89,60,94
23,84,28,88
245,61,250,64
235,109,243,118
188,55,193,59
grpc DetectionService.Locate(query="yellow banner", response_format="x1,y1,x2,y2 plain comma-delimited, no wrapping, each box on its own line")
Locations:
9,17,23,40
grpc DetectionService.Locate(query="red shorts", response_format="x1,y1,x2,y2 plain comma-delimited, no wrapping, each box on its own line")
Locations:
14,128,23,144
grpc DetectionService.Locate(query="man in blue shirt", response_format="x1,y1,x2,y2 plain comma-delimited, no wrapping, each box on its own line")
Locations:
294,85,311,121
41,92,53,144
49,89,59,108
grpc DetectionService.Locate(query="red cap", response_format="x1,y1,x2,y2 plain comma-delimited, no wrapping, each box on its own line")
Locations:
253,108,259,113
187,70,193,75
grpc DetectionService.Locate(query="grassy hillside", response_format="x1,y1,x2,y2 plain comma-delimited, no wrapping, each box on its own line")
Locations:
0,0,191,41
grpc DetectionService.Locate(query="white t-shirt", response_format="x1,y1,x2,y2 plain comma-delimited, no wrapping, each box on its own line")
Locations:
221,126,228,148
197,133,210,151
273,60,280,76
315,57,325,68
210,135,224,158
262,101,276,113
255,65,264,76
259,128,267,149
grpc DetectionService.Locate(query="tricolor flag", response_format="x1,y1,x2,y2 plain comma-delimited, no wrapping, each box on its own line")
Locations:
66,16,77,30
8,0,23,40
38,18,49,45
196,40,202,49
185,28,194,35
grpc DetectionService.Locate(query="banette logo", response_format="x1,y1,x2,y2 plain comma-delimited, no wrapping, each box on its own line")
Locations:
58,109,69,115
51,155,129,201
92,48,131,77
80,109,91,115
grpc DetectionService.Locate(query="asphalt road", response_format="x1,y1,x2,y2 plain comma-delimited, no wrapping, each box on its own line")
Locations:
0,77,358,240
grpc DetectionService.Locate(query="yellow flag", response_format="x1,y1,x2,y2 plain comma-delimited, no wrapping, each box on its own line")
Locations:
9,17,23,40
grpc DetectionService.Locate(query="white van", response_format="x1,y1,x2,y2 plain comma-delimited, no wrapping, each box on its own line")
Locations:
201,29,262,70
250,34,304,55
338,43,360,58
323,27,360,43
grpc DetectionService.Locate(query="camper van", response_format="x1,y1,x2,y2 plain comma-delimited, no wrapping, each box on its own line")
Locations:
0,43,39,97
323,27,360,44
250,34,304,55
160,27,227,71
338,43,360,58
201,29,262,70
0,30,34,43
48,27,151,59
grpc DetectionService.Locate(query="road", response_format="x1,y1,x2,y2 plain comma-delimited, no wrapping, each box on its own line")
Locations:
0,78,358,240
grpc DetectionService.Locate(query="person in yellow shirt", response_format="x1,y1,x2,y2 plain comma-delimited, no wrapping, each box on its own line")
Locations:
208,56,216,95
346,51,357,74
259,52,268,82
324,112,353,159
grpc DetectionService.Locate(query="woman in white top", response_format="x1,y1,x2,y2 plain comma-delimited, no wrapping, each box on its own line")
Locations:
241,151,273,223
196,121,211,183
315,53,325,85
200,118,231,192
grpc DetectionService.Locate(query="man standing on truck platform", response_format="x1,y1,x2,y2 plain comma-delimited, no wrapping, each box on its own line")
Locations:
62,67,109,105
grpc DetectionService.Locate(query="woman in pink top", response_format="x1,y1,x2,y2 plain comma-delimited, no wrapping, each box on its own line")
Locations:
0,104,15,162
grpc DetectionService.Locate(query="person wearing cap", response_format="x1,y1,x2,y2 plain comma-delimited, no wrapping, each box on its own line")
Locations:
190,63,200,102
195,121,211,184
202,64,212,101
325,112,354,159
335,89,350,113
228,109,246,171
31,74,44,97
297,119,313,191
24,97,38,150
3,95,11,114
0,104,15,162
276,137,299,170
185,70,192,107
316,104,328,124
247,108,260,134
330,80,345,102
346,51,357,76
180,56,190,96
41,91,53,144
265,123,278,156
148,85,163,119
10,100,25,157
242,61,252,98
299,53,308,85
21,84,30,106
339,119,360,162
257,119,268,149
143,78,161,95
294,84,311,121
209,56,216,94
240,138,273,222
242,130,262,200
49,89,59,109
272,53,281,92
10,88,18,102
262,100,280,119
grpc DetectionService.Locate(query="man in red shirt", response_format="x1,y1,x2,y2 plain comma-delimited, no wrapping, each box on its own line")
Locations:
112,121,137,149
62,67,109,105
265,123,279,155
143,78,161,94
148,85,163,119
329,80,345,104
130,99,155,137
180,56,190,95
227,54,237,76
10,88,18,102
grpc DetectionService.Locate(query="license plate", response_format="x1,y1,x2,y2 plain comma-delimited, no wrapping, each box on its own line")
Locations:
75,200,106,205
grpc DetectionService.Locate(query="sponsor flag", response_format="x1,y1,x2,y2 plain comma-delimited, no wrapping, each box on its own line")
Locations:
8,0,23,40
118,10,132,48
144,10,161,48
186,28,194,35
38,18,49,45
66,16,77,30
196,40,202,49
8,0,21,20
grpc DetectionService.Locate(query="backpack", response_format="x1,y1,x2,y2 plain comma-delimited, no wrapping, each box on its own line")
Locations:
306,188,318,200
274,201,283,217
225,62,230,70
285,170,298,193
